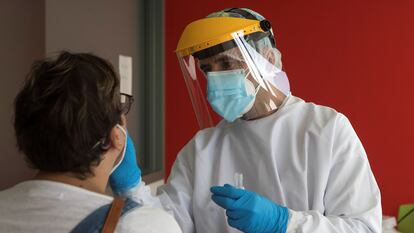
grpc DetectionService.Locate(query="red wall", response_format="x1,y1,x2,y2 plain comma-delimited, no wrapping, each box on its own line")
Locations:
165,0,414,217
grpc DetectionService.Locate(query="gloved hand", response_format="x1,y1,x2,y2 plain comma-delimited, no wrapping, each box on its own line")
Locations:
210,184,289,233
109,131,141,195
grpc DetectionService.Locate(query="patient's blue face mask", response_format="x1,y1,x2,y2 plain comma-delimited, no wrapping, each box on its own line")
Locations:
206,69,259,122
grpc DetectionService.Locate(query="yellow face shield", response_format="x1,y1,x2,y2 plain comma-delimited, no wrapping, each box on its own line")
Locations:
176,17,269,57
176,17,290,129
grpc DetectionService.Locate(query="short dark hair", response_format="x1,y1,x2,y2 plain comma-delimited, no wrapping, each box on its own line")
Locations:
14,51,122,178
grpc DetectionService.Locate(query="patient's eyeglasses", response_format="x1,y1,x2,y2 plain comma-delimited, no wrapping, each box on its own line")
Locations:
120,93,134,115
91,93,134,150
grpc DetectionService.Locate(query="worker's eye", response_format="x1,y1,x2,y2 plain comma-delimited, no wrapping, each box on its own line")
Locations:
220,61,232,70
199,64,211,74
220,60,243,71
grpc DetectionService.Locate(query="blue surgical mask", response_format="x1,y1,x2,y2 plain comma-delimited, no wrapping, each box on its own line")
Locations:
207,69,259,122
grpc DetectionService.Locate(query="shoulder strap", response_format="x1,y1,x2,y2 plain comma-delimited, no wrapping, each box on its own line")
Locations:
70,198,141,233
101,197,125,233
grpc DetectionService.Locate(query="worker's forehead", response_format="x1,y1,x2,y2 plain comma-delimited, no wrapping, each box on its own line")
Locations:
198,48,242,65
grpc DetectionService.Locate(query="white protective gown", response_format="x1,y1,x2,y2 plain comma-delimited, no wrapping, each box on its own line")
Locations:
157,95,382,233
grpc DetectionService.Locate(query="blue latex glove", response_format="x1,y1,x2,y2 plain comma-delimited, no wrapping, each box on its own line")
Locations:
109,131,141,195
210,184,289,233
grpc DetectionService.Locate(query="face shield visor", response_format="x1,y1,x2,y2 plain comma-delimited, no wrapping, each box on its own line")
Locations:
176,17,290,129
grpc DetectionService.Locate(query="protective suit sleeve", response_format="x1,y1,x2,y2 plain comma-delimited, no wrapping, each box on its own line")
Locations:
156,139,197,233
286,113,382,233
114,179,163,207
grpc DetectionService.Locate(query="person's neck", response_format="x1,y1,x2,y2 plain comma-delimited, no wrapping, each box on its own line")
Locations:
242,108,278,121
34,171,109,194
243,91,287,121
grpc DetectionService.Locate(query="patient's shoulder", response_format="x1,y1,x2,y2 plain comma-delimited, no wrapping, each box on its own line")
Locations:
117,205,182,233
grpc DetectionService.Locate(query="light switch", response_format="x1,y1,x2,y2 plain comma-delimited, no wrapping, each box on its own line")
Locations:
119,55,133,102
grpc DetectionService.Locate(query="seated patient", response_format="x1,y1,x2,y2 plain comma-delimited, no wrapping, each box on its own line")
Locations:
0,51,181,233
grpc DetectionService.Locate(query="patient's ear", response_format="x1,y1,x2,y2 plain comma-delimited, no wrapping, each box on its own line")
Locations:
109,126,124,151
